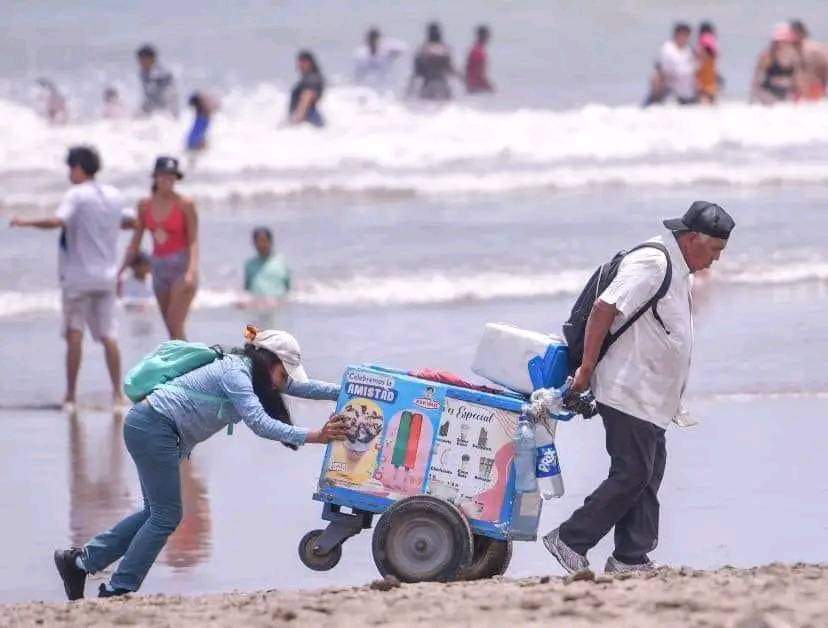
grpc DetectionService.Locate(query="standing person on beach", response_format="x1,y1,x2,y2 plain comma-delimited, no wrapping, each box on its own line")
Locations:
696,22,720,104
790,20,828,100
750,24,804,105
354,27,408,91
54,326,348,599
544,202,735,575
465,25,495,93
10,146,132,412
119,157,198,340
136,44,179,117
643,23,698,106
407,22,459,101
289,51,325,127
243,227,291,304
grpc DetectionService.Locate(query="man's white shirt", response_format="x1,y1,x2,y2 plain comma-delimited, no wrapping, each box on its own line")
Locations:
658,40,698,100
591,234,694,429
55,181,130,293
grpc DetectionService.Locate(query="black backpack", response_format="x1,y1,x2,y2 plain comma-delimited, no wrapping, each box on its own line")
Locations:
562,243,672,373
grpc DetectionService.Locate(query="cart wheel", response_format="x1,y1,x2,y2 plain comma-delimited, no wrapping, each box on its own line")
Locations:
372,495,473,583
298,529,342,571
460,534,513,580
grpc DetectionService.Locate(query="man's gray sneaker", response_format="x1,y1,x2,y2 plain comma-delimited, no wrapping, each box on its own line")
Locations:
604,555,659,574
542,527,590,574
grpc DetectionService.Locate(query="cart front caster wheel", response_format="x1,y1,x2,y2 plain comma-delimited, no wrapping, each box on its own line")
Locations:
372,495,473,583
460,534,513,580
298,529,342,571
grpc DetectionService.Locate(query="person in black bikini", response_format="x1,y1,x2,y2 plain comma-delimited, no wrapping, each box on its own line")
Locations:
407,22,459,101
751,23,804,104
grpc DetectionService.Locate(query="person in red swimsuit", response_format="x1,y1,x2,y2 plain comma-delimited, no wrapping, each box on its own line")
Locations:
119,156,199,339
465,25,494,93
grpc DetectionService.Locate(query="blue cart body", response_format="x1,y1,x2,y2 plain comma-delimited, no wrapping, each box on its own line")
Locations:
314,350,568,541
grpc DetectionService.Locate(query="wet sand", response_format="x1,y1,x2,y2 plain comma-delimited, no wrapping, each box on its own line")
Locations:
4,563,825,627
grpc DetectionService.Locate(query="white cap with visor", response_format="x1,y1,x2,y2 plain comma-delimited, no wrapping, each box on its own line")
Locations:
244,325,309,383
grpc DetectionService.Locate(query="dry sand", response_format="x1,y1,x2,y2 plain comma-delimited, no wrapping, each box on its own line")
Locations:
3,563,826,627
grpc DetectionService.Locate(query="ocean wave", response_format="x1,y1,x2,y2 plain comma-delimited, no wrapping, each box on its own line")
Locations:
9,160,828,210
3,86,828,206
726,262,828,285
2,262,827,319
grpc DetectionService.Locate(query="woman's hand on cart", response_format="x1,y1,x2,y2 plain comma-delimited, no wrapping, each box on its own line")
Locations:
306,414,350,443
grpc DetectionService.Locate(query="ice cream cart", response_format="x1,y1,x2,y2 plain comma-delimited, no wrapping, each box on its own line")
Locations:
297,327,573,583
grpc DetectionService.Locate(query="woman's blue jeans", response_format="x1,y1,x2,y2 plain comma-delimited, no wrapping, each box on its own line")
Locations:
82,402,182,591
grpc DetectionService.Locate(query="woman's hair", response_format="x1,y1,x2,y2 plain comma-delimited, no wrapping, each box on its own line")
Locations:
233,344,296,449
297,50,320,74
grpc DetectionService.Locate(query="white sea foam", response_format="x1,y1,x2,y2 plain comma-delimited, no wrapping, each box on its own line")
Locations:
3,86,828,207
2,262,826,319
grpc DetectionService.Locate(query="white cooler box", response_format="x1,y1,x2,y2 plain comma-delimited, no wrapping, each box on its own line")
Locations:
471,323,570,395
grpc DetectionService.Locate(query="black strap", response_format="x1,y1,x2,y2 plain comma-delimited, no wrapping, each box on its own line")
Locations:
602,242,672,357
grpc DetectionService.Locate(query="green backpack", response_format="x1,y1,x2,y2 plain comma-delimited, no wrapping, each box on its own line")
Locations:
124,341,224,403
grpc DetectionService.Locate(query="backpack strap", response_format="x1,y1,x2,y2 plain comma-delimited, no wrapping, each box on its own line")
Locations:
601,242,672,357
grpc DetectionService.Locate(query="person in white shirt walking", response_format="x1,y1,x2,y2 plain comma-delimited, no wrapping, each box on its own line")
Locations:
544,201,735,575
644,22,699,106
10,146,134,412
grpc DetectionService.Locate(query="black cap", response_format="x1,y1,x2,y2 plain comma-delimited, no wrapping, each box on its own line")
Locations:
66,146,101,176
152,156,183,179
663,201,735,240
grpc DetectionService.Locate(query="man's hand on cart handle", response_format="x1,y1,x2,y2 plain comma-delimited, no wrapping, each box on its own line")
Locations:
307,414,349,444
571,364,593,393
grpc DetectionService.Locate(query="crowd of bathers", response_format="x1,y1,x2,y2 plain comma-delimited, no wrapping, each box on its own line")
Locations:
32,17,828,153
35,21,495,147
644,19,828,106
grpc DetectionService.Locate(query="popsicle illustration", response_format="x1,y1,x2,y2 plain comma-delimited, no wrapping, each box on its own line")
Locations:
404,413,423,470
391,411,413,468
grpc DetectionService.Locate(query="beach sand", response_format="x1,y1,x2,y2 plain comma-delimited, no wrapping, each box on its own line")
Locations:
4,563,825,627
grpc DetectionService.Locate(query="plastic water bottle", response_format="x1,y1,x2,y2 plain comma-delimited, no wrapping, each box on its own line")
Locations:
509,490,542,540
535,421,564,499
514,418,538,493
541,386,565,417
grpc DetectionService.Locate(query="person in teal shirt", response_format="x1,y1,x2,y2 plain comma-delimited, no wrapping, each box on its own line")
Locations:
244,227,291,300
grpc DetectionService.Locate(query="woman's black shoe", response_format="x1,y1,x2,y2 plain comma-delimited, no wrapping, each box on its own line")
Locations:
98,583,131,598
53,548,86,601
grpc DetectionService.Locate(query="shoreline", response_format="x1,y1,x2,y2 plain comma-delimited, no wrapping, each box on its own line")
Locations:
4,563,825,627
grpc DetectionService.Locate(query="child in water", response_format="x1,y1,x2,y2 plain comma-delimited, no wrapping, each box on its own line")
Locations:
241,227,291,308
186,92,219,152
102,87,125,119
119,251,154,311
